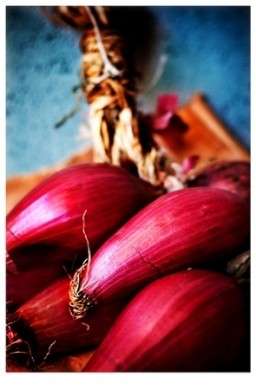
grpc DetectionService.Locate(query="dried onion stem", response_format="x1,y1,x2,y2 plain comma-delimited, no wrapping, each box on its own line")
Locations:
49,6,182,187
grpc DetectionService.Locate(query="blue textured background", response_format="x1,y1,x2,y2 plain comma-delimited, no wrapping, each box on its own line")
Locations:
6,6,250,177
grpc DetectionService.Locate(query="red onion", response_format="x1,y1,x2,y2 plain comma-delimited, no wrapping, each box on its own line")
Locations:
85,270,246,372
69,187,249,318
6,362,30,372
7,277,125,367
7,262,61,309
187,161,250,203
7,163,158,307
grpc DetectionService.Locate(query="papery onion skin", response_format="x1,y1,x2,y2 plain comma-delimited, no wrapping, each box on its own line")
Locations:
85,270,246,372
7,163,158,306
187,161,250,203
70,188,249,317
8,278,125,364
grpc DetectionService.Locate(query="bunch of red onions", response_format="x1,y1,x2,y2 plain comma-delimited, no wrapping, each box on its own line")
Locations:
6,160,250,372
7,163,159,308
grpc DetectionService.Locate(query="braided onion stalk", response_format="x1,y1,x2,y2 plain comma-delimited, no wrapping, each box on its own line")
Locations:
49,6,182,187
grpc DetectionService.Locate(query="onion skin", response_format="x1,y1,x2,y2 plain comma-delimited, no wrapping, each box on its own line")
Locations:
6,362,30,372
7,263,62,309
7,163,157,257
8,278,125,365
187,161,250,203
70,188,249,317
85,270,246,372
7,163,158,306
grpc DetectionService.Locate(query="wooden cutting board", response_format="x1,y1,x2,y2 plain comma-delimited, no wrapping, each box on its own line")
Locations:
6,93,249,371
